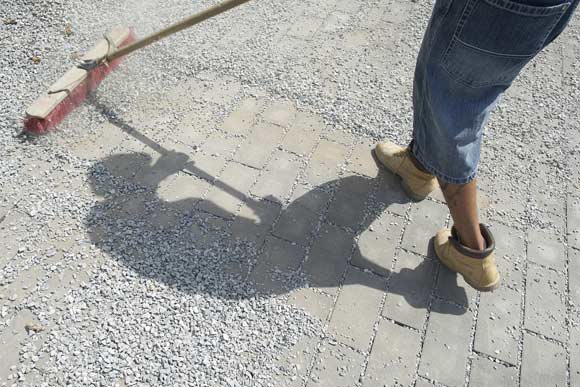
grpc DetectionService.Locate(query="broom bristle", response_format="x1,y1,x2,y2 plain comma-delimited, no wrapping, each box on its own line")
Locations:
23,31,136,135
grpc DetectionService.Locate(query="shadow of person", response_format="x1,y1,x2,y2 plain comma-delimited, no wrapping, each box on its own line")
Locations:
86,148,467,314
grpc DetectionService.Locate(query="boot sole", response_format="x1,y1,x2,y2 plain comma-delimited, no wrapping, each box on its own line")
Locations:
371,149,428,202
463,274,501,292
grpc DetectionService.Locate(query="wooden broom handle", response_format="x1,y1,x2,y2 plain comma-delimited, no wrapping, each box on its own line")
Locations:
106,0,252,62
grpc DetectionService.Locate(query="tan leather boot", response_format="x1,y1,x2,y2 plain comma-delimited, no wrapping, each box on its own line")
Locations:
434,224,500,292
374,141,437,201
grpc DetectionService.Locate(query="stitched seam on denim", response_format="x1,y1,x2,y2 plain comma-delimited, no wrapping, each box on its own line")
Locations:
441,0,479,78
456,37,534,58
440,58,512,88
412,142,477,184
484,0,570,16
442,0,478,64
440,40,533,88
430,0,455,60
537,5,570,51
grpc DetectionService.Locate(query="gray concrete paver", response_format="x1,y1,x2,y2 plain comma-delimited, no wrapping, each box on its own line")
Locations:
402,200,448,257
468,356,518,387
352,211,403,276
382,251,436,330
1,0,578,384
419,300,472,387
233,121,286,169
363,319,421,387
474,286,521,365
303,223,353,295
527,229,566,271
309,342,364,387
328,267,385,351
524,264,567,342
520,333,567,387
304,140,350,186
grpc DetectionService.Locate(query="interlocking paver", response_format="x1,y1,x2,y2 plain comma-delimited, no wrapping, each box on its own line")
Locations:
436,265,477,308
198,162,259,218
230,198,281,243
69,122,126,160
290,185,332,214
373,171,411,217
304,140,350,186
251,150,302,202
262,100,297,128
569,195,580,249
383,251,436,330
489,222,526,289
524,264,567,341
474,285,521,365
327,174,374,229
189,132,240,177
570,247,580,312
571,325,580,387
221,98,263,135
273,202,319,244
348,139,377,177
281,112,324,156
419,300,472,387
4,0,579,383
309,342,364,387
527,229,566,271
158,172,210,208
276,334,321,387
288,288,335,321
234,121,286,169
303,223,353,295
363,319,421,386
402,200,448,257
468,356,518,387
414,379,435,387
520,333,567,387
352,211,403,276
251,236,305,294
328,267,385,351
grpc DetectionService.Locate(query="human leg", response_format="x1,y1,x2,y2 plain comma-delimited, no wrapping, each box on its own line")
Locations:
376,0,577,290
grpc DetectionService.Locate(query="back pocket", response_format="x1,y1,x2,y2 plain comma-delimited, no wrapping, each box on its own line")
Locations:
442,0,570,88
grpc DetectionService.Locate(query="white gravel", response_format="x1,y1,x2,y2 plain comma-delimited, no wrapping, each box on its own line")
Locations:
1,0,579,385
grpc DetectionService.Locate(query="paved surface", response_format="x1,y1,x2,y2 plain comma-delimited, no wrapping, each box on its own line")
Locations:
1,0,580,385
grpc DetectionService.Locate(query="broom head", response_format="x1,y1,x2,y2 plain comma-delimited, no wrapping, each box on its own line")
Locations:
24,27,136,135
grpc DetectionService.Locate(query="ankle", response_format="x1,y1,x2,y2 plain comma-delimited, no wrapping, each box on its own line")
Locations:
452,225,489,253
458,232,486,251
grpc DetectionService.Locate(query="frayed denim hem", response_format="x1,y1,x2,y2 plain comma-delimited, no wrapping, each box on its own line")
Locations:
411,141,478,185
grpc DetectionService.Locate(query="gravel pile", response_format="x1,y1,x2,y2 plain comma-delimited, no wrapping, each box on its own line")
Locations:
1,0,579,384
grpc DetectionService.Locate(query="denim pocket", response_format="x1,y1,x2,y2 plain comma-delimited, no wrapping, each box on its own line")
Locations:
442,0,570,87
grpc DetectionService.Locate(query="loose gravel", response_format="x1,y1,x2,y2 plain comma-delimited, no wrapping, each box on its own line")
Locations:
1,0,579,385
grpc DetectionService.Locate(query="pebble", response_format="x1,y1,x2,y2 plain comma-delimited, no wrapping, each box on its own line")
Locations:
0,0,578,385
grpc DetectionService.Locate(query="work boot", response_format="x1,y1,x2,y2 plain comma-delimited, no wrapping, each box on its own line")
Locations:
434,224,500,292
374,141,437,201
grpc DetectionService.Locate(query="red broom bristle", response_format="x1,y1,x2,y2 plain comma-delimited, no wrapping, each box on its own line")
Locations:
24,31,136,135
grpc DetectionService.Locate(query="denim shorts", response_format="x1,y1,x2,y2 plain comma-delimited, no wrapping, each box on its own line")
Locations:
411,0,578,184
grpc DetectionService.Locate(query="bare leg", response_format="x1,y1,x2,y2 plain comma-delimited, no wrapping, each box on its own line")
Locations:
438,179,485,251
407,151,485,251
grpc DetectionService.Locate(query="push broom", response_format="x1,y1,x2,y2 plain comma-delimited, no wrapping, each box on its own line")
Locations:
23,0,251,135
